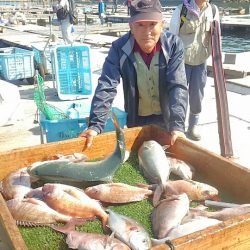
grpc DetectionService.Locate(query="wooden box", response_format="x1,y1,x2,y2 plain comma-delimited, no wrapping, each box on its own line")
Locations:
0,125,250,250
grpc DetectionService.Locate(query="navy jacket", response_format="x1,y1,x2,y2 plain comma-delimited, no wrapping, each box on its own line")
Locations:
89,31,188,134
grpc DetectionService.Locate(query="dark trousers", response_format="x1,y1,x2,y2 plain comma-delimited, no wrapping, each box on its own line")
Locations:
185,63,207,115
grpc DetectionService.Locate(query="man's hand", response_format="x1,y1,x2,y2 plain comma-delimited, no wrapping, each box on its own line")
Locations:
170,131,186,145
79,129,98,148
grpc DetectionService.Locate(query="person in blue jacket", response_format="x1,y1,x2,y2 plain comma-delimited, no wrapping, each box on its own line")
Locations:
98,0,106,25
80,0,188,147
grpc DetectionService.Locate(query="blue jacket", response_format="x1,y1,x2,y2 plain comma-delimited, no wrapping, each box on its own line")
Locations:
98,2,105,14
89,31,188,134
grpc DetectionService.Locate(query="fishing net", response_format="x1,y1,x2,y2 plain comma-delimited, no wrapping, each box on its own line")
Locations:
34,74,69,120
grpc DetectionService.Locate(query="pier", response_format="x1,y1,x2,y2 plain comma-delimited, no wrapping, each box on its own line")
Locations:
220,14,250,32
0,2,249,167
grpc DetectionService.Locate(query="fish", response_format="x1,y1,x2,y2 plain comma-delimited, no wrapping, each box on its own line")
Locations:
151,193,189,239
187,204,250,222
25,187,44,200
163,180,219,201
6,198,72,226
52,218,131,250
166,153,195,180
42,183,109,227
138,140,172,206
85,183,153,204
151,216,221,246
55,152,88,162
27,112,126,183
0,167,35,200
107,209,152,250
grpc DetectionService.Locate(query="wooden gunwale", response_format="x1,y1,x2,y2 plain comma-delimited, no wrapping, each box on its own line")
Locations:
0,125,250,250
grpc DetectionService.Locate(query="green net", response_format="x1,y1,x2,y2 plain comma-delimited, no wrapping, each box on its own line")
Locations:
34,74,69,120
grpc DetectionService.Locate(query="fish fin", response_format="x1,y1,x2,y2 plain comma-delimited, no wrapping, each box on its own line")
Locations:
104,231,115,248
195,204,209,210
16,220,52,227
162,145,171,151
152,184,163,207
101,213,110,233
136,183,158,192
151,236,170,246
122,150,130,163
100,175,114,182
51,217,91,234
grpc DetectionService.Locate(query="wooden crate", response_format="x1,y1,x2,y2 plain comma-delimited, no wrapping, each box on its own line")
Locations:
0,125,250,250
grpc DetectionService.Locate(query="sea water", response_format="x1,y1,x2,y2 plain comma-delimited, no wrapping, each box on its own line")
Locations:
222,31,250,53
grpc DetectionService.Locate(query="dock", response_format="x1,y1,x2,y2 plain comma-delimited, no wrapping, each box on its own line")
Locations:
220,14,250,32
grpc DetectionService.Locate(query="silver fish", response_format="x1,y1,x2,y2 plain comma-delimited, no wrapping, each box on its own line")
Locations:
166,153,195,180
152,216,221,246
151,193,189,239
138,140,172,206
27,112,126,183
188,204,250,221
138,140,171,185
107,209,152,250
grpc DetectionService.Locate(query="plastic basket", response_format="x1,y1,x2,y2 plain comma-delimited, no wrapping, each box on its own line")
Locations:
40,107,127,143
51,44,92,100
0,47,35,80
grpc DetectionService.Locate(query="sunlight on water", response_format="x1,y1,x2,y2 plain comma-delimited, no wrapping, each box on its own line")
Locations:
222,31,250,53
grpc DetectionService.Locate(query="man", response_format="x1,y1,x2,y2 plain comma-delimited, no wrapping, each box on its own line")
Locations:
169,0,220,141
80,0,188,147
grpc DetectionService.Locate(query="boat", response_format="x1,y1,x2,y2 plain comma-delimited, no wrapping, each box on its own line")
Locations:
222,7,246,15
0,125,250,249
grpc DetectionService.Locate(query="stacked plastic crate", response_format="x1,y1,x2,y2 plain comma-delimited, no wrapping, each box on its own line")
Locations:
0,47,35,83
38,44,127,143
51,44,92,100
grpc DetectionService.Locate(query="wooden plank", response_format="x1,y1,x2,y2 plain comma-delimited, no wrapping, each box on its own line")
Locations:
0,194,28,250
168,137,250,203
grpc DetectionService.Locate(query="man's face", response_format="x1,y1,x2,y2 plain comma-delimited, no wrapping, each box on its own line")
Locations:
130,21,164,54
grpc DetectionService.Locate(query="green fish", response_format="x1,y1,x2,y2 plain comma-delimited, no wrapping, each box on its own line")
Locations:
27,112,126,183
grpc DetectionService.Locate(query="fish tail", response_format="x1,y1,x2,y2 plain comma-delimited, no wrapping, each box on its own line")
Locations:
51,217,90,234
112,112,120,132
152,184,163,207
136,183,155,190
101,213,110,233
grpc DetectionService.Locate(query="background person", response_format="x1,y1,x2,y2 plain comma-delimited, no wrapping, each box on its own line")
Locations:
125,0,132,15
80,0,188,147
113,0,118,13
169,0,220,141
56,0,74,44
98,0,106,25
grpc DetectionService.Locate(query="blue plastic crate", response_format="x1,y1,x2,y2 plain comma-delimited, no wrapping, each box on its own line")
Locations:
52,45,92,100
0,47,35,80
40,107,127,143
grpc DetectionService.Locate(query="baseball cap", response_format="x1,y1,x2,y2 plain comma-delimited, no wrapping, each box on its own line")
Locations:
129,0,163,23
